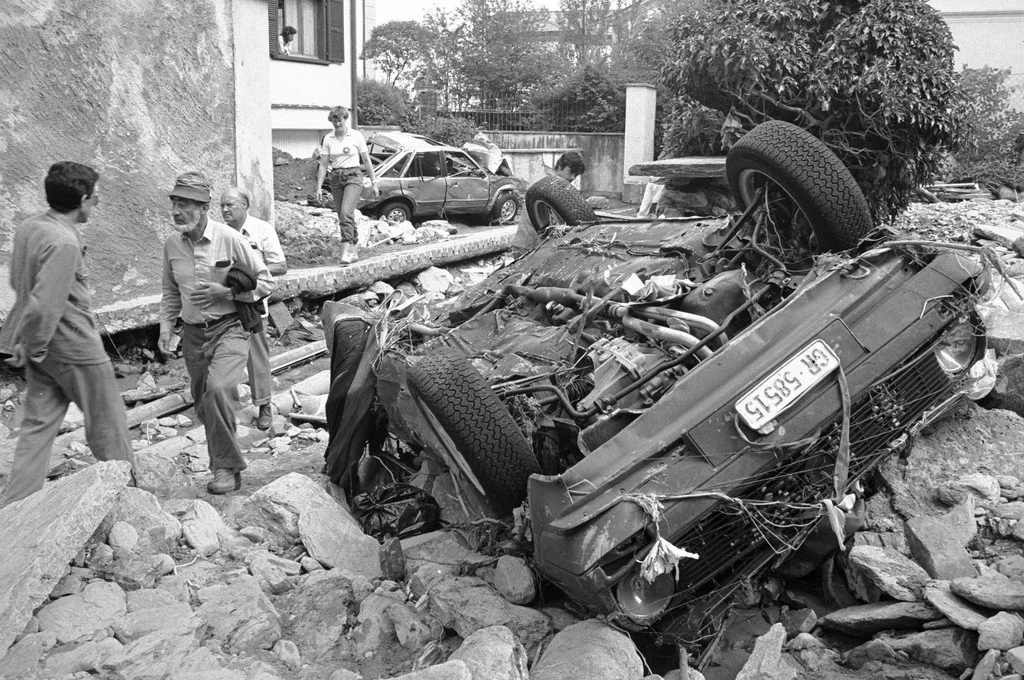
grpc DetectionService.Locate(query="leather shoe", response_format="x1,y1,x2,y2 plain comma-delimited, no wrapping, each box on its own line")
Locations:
256,404,273,431
208,468,241,494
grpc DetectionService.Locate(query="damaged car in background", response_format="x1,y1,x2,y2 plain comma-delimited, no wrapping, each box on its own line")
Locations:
354,131,527,225
321,120,992,658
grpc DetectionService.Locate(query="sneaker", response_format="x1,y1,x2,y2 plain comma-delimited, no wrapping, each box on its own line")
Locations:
340,242,359,264
207,468,241,494
256,404,273,431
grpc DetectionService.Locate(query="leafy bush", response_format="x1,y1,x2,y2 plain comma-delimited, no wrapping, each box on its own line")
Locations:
406,114,479,147
658,0,971,221
357,79,413,127
530,66,626,133
943,67,1024,191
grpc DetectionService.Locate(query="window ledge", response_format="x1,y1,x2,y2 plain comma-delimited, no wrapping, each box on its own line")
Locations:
271,53,332,66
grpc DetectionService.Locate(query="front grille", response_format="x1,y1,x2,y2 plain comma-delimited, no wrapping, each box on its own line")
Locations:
666,349,954,602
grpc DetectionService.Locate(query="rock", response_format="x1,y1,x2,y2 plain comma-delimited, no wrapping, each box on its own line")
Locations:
232,472,353,547
49,572,85,599
531,620,643,680
99,486,182,545
96,552,171,591
996,556,1024,583
125,588,180,612
448,625,529,680
300,508,382,578
385,603,441,652
427,576,551,656
785,633,840,672
36,580,127,644
493,555,537,605
111,602,205,641
972,648,1001,680
1009,645,1024,674
905,515,977,580
246,550,301,595
273,639,302,671
780,608,817,638
300,556,323,573
845,638,898,670
414,267,454,294
107,521,140,551
44,636,123,675
0,631,57,678
735,624,801,680
386,660,472,679
352,592,402,654
131,449,197,498
847,545,930,601
195,575,282,654
280,570,355,660
401,531,490,578
103,629,221,679
175,500,229,557
953,575,1024,610
0,460,131,657
882,627,979,672
978,611,1024,651
924,581,994,630
819,600,941,635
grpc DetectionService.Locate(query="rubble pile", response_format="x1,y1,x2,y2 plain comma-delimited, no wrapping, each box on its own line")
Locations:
6,200,1024,679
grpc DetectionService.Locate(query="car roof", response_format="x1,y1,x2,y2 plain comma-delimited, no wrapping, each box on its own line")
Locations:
367,131,458,153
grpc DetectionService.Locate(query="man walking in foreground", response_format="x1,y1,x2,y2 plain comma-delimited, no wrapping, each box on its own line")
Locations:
159,172,273,494
219,187,288,431
0,162,135,505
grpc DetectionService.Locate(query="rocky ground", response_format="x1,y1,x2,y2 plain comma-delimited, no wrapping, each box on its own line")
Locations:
2,198,1024,680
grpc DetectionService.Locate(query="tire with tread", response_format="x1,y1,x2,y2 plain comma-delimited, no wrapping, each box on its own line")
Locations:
525,175,597,231
408,350,539,516
379,200,412,224
726,120,873,252
492,192,522,224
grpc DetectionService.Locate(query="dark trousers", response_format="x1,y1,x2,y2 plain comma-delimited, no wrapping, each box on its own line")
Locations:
182,318,249,471
4,355,134,504
329,167,364,244
247,327,271,406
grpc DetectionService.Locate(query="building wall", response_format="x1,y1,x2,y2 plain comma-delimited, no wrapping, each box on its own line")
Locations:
489,132,626,197
0,0,239,314
929,0,1024,72
233,0,275,223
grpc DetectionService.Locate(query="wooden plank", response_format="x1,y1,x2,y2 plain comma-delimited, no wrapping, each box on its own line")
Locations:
629,157,727,179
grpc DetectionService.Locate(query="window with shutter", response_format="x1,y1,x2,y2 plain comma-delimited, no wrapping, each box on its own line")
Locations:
326,0,345,64
270,0,333,62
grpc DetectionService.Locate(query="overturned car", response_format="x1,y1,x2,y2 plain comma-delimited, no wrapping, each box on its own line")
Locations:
323,121,988,648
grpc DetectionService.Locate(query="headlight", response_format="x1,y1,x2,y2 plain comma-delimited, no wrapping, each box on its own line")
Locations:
615,570,674,623
934,319,980,376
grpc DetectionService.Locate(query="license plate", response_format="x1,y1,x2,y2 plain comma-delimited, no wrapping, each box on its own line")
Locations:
736,339,840,432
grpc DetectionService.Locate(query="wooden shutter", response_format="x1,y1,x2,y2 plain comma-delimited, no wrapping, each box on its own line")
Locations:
326,0,345,63
268,0,279,55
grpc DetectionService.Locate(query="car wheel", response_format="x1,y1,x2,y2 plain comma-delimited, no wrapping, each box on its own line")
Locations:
492,192,521,225
379,200,411,224
525,176,597,231
726,120,873,254
407,350,540,517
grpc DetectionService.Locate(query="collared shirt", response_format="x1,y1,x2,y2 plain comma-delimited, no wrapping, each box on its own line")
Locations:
318,129,368,170
238,213,286,316
0,211,107,364
160,218,274,331
238,214,286,270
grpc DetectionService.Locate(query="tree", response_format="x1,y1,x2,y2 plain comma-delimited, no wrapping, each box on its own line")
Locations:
658,0,971,220
452,0,553,107
362,21,429,88
531,66,626,132
420,8,468,110
557,0,614,68
356,79,413,126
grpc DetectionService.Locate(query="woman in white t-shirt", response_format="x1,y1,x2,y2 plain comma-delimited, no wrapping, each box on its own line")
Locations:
315,106,380,264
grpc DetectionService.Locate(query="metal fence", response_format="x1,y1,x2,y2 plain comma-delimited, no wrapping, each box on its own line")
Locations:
1007,74,1024,113
446,98,625,134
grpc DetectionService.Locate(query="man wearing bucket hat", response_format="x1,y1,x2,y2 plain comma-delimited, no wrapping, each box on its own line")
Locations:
158,171,274,494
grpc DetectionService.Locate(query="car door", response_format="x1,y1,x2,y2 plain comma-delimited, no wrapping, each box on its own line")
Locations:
443,150,490,214
400,151,446,216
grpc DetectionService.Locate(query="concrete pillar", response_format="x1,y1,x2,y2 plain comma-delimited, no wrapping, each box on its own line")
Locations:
232,0,276,224
623,83,657,204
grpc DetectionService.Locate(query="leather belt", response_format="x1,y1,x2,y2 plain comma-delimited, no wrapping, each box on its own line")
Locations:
185,313,238,330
